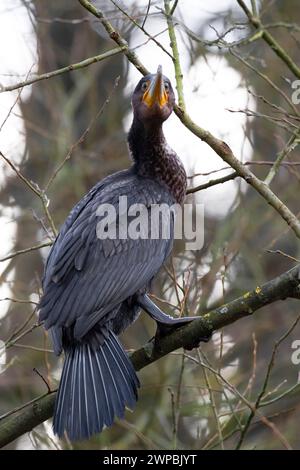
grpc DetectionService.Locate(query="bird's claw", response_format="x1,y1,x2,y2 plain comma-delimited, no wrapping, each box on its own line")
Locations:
183,331,213,351
154,318,212,350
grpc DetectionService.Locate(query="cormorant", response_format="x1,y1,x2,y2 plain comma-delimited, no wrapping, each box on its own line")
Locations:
39,66,200,441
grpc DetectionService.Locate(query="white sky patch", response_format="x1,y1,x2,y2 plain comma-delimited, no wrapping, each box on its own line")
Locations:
0,0,37,163
0,205,17,319
0,1,37,318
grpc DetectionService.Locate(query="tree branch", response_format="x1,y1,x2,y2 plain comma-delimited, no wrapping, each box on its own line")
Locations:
78,0,149,76
264,131,300,186
237,0,300,79
0,47,125,93
1,264,300,448
0,242,53,263
109,0,174,59
186,171,239,194
164,0,185,110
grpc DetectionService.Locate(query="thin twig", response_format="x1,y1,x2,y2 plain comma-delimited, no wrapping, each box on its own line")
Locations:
164,0,185,110
0,151,57,237
0,48,125,93
33,368,51,394
264,132,300,186
198,349,224,449
110,0,173,59
187,172,239,194
13,344,53,353
235,315,300,449
0,66,34,131
141,0,151,28
266,249,300,264
0,241,53,263
0,297,38,305
230,49,299,117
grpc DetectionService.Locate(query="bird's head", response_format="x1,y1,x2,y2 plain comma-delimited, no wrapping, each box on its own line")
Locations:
131,65,175,124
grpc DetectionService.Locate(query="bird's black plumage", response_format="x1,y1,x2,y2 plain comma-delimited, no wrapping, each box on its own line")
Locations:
39,67,194,441
40,170,176,337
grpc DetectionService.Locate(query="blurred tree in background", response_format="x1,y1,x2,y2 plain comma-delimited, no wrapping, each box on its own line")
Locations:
1,0,300,450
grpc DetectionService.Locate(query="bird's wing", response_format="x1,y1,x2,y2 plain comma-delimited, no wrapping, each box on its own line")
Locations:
42,173,111,286
39,170,176,339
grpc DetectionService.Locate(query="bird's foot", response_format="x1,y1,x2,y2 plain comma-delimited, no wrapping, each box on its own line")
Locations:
183,331,213,351
136,293,198,326
136,293,212,350
154,322,212,350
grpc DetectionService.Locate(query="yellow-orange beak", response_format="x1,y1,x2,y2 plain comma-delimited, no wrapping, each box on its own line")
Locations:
142,65,168,108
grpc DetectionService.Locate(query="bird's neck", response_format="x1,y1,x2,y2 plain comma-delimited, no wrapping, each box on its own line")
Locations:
128,117,187,204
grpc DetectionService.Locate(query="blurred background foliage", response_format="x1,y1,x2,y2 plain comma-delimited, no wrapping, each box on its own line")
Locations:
1,0,300,450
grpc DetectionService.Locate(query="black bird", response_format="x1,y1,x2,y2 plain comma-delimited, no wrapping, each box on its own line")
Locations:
39,66,199,441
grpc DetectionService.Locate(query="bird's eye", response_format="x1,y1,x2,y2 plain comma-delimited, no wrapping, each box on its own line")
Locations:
141,81,148,92
164,81,170,92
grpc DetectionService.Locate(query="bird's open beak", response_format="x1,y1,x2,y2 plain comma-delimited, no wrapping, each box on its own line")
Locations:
142,65,168,108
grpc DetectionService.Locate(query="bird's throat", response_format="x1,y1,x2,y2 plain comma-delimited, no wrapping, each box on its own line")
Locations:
128,117,187,204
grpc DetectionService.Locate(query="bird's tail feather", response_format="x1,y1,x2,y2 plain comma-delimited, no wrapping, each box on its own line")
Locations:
53,330,139,441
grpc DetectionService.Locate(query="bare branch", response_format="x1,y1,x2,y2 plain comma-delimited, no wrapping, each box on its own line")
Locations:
109,0,173,59
187,172,239,194
0,47,125,94
164,0,185,110
237,0,300,79
0,241,53,263
264,132,300,186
